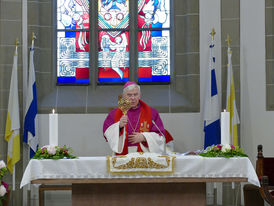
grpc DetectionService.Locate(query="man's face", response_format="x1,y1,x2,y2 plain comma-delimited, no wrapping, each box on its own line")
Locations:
123,87,141,109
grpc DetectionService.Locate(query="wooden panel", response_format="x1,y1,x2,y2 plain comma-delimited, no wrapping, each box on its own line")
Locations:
72,182,206,206
31,177,248,184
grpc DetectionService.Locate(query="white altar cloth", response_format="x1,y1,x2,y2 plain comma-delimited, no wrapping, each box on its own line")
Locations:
20,155,260,188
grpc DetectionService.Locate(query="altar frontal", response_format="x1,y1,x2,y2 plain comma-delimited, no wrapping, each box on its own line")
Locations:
107,152,176,175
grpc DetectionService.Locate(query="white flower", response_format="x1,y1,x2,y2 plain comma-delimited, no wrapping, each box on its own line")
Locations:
0,185,7,197
47,145,57,155
0,160,6,169
221,144,231,153
41,145,48,150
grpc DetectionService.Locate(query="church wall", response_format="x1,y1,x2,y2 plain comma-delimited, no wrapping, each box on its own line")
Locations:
240,0,274,165
220,1,241,205
174,0,200,111
221,0,240,112
0,0,23,160
37,112,203,157
0,0,274,205
266,0,274,111
26,0,201,114
0,0,23,205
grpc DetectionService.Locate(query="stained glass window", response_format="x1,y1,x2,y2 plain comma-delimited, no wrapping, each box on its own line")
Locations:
56,0,171,85
57,0,90,84
98,31,129,83
98,0,129,29
98,0,130,84
138,0,170,83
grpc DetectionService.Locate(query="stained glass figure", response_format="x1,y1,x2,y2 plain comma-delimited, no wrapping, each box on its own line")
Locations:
98,0,130,83
57,0,90,84
138,0,170,83
138,0,170,29
98,31,129,83
57,0,89,30
98,0,129,29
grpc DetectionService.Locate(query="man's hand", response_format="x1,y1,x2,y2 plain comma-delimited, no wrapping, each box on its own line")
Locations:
128,132,146,144
119,115,128,128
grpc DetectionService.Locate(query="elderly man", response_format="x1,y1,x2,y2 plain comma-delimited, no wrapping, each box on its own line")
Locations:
103,81,166,155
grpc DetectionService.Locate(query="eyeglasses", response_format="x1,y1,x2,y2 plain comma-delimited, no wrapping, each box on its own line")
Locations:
126,93,139,98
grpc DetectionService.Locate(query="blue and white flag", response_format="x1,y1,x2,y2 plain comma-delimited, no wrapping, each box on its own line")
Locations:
203,42,221,149
23,40,38,158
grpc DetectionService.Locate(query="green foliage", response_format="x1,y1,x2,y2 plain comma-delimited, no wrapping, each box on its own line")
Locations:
0,193,7,206
199,144,248,158
0,161,8,205
32,145,77,160
0,168,7,179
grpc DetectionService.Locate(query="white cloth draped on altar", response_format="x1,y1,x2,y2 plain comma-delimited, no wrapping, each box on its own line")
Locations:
20,155,260,188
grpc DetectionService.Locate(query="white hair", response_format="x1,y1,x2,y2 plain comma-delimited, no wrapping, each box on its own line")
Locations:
123,84,141,94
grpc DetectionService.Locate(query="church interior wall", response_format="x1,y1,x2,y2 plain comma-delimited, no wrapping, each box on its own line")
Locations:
0,0,274,205
265,0,274,110
240,0,274,164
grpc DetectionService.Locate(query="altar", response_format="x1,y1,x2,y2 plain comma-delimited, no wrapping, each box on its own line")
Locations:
20,155,260,206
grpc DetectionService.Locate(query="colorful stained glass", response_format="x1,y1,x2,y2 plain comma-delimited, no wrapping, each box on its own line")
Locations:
56,0,171,85
57,0,89,30
57,31,90,84
98,0,129,29
138,0,170,29
138,30,170,83
98,31,129,83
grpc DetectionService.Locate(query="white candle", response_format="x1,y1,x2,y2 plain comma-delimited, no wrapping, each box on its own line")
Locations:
49,109,58,146
221,110,230,145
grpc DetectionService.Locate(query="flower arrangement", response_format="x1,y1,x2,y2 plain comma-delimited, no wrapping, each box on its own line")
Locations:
0,160,9,206
199,144,248,158
32,145,77,159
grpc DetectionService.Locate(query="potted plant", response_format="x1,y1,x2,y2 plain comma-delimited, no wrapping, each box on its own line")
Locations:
32,145,76,159
0,160,9,206
199,144,248,158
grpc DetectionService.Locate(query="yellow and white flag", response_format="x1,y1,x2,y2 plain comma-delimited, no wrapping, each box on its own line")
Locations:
5,45,20,174
226,47,240,146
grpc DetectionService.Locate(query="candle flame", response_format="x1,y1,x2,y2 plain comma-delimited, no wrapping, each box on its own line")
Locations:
52,109,55,114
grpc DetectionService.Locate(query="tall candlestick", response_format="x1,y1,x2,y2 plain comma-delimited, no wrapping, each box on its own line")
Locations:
49,109,58,146
221,110,230,145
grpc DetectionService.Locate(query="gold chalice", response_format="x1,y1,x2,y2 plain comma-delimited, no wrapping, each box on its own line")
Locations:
118,95,131,115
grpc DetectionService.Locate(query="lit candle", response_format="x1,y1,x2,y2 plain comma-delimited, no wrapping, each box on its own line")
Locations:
221,110,230,145
49,109,58,146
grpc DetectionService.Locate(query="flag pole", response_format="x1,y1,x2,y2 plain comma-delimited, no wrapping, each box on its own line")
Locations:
12,165,16,206
32,32,36,48
226,34,232,144
13,165,16,191
225,34,240,146
12,39,19,192
210,28,216,41
26,32,36,192
226,34,231,48
203,28,221,148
